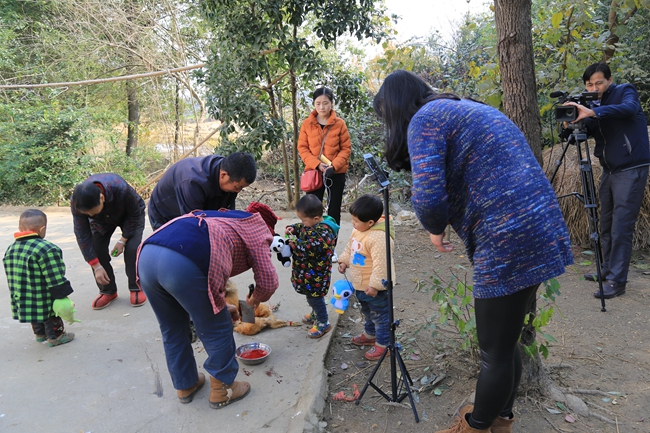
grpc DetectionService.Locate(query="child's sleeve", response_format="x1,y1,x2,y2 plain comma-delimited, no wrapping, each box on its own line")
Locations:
39,246,74,300
338,236,353,265
368,232,390,291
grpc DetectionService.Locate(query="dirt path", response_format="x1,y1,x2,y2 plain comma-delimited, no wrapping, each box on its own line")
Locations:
321,223,650,433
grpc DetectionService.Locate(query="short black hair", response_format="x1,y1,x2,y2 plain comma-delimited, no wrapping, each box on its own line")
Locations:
582,63,611,83
313,87,334,103
221,152,257,184
296,194,324,218
72,181,102,211
349,194,383,222
19,209,47,231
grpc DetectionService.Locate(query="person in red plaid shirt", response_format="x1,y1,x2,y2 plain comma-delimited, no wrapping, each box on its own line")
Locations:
136,207,279,409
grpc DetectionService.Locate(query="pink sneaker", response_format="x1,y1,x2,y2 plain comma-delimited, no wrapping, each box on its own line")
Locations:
130,291,147,307
365,344,387,361
92,293,118,310
351,333,376,346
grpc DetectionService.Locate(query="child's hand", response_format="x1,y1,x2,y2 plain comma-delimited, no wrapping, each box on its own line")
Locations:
285,226,295,235
365,286,379,297
338,263,347,274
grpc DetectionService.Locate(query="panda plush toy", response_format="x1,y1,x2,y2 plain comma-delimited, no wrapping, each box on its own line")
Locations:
270,234,292,267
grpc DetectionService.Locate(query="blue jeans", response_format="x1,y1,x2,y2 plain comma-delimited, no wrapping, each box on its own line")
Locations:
356,290,390,346
306,295,329,325
138,244,239,390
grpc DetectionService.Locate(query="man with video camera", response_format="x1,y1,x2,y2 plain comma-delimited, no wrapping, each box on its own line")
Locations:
564,62,650,299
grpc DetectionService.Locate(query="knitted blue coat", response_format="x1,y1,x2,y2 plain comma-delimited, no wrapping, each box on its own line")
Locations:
408,98,574,298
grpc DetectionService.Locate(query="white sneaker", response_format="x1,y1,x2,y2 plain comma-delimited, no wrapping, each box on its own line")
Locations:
331,253,338,263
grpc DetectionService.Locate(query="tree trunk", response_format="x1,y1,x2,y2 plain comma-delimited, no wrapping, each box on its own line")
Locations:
174,79,181,161
126,79,139,157
494,0,543,165
602,1,638,63
289,24,301,210
290,68,300,210
494,0,546,392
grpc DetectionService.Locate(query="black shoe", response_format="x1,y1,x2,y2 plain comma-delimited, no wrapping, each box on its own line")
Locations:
593,280,626,299
584,273,601,282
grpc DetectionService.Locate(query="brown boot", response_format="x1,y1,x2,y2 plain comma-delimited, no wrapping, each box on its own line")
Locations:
209,376,251,409
436,405,490,433
177,373,206,403
490,415,515,433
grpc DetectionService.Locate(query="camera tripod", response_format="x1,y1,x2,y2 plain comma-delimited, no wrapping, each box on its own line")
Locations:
550,123,607,312
355,154,420,422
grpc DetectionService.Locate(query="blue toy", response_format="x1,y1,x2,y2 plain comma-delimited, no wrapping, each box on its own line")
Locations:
330,280,355,314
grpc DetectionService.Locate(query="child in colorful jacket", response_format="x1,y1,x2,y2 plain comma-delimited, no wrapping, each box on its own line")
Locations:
285,194,340,338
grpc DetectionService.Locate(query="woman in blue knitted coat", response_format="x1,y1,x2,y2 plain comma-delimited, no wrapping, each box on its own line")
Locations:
374,70,573,433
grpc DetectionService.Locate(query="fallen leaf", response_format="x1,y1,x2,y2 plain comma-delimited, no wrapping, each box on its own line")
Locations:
565,414,575,423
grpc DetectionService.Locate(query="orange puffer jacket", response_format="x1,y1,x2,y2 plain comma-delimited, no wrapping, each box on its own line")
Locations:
298,110,351,174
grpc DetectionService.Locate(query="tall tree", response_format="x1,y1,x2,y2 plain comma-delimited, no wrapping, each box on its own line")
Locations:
494,0,543,163
201,0,389,207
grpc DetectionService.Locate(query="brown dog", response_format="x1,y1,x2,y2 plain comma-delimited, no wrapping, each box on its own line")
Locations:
224,280,288,335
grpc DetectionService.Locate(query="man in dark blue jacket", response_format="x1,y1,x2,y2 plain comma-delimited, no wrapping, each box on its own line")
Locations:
566,63,650,299
148,152,257,230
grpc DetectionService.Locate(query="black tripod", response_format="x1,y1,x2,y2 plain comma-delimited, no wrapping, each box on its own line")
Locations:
355,154,419,422
550,123,607,312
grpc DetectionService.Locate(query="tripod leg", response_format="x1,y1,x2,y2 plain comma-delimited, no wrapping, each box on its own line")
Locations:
355,346,392,403
578,144,606,312
394,349,420,422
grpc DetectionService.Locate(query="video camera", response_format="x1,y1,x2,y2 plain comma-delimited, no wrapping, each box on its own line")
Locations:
550,90,599,122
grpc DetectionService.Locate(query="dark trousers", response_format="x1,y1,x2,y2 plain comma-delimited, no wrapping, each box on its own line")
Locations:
469,284,539,429
598,166,648,283
32,316,64,340
310,172,346,226
92,222,144,294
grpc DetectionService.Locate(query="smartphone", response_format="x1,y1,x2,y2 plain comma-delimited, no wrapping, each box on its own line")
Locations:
363,154,390,187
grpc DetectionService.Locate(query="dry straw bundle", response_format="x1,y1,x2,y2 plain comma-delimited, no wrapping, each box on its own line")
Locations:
543,141,650,250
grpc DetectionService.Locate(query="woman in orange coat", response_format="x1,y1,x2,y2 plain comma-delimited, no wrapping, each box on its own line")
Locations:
298,87,351,225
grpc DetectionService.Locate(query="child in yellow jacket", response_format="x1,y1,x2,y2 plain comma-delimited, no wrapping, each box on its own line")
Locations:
338,194,395,361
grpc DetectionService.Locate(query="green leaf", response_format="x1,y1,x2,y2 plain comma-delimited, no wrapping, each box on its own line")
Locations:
551,12,563,29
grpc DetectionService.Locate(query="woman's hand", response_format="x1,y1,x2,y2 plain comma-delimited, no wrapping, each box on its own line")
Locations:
246,292,261,310
338,263,347,274
318,163,330,173
430,232,454,252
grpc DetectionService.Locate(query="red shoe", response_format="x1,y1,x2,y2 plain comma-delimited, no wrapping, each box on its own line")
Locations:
351,333,376,346
92,293,118,310
130,291,147,307
365,344,387,361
